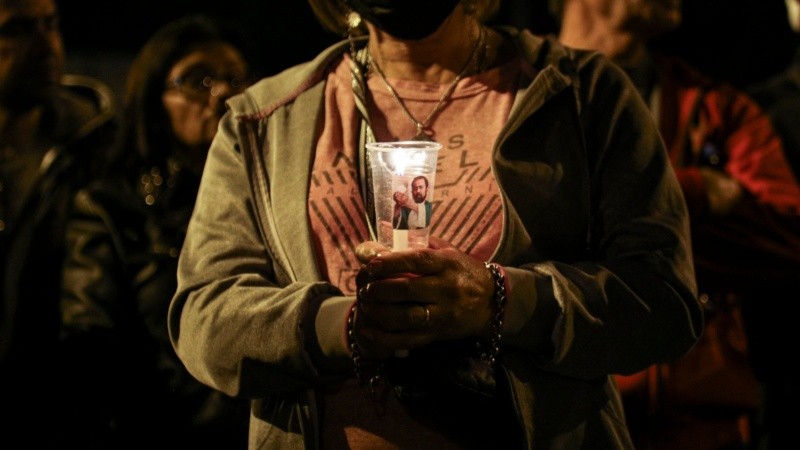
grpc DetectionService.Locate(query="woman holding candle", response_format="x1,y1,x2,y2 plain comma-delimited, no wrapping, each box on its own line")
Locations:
168,0,702,448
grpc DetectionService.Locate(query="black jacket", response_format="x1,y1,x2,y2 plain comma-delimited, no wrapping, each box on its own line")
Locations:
0,74,117,449
60,156,250,449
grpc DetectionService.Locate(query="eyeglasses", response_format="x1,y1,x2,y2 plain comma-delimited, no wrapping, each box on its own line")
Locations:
167,71,251,100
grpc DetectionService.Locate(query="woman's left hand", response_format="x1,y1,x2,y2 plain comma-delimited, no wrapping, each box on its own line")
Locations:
353,236,495,352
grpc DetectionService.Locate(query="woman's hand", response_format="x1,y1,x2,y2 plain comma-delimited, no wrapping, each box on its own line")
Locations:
352,237,495,356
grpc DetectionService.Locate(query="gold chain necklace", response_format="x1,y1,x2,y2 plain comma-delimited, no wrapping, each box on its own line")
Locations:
368,26,486,141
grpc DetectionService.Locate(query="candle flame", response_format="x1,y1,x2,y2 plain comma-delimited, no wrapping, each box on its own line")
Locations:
390,150,427,176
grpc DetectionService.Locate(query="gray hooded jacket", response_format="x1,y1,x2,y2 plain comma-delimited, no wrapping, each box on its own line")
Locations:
170,29,701,449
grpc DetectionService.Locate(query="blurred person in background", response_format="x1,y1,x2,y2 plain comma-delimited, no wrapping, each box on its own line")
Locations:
59,14,252,449
0,0,116,448
168,0,702,448
746,1,800,449
556,0,800,449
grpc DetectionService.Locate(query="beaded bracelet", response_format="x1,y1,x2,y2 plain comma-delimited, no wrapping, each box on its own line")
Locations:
480,262,508,365
346,303,385,398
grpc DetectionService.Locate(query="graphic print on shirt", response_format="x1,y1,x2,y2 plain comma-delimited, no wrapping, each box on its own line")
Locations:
432,133,502,261
309,149,369,295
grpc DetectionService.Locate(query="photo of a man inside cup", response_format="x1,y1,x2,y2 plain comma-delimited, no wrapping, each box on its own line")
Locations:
367,140,439,250
393,175,432,230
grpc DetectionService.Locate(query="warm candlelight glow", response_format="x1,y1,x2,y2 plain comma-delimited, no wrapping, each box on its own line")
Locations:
390,148,429,176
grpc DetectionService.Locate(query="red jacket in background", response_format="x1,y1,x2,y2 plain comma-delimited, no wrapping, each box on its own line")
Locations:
657,54,800,217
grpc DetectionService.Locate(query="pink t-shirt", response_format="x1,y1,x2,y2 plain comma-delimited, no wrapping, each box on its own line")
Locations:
309,53,520,448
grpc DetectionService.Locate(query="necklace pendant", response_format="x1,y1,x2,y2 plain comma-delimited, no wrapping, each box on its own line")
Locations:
412,123,434,142
366,26,485,146
412,130,434,142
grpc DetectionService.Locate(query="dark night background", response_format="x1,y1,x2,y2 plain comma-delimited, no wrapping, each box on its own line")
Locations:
57,0,797,99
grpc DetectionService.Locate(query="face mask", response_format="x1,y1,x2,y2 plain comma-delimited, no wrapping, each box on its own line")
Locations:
347,0,461,40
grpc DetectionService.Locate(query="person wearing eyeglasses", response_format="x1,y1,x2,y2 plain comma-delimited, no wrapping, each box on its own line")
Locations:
0,0,118,448
59,14,252,449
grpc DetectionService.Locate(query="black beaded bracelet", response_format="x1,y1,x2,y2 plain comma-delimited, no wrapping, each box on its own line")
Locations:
481,262,508,365
346,303,384,397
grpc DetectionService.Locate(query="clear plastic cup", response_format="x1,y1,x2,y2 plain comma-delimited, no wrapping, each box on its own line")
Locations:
367,141,441,250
